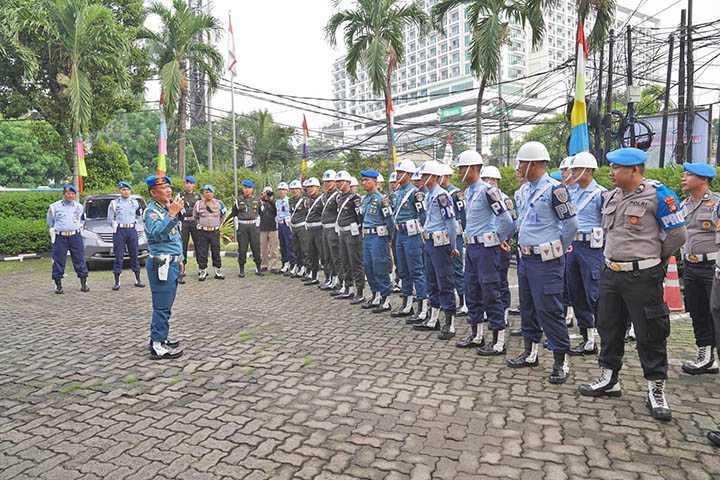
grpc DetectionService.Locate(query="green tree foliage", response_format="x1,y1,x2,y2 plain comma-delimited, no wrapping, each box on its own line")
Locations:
96,111,160,179
0,120,70,186
84,141,132,190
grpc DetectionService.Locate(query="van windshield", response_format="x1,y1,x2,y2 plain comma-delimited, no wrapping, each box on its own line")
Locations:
84,197,146,220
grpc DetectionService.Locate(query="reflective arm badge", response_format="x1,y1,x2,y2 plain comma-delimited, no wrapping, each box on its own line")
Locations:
656,185,686,230
551,185,576,220
486,187,507,216
437,193,455,219
414,191,425,212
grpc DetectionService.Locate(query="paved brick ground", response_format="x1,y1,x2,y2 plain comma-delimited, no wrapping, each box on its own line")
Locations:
1,261,719,480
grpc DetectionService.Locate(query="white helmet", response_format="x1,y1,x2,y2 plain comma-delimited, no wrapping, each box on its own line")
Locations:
289,179,302,189
389,171,398,182
411,171,422,181
395,159,417,173
455,150,484,167
570,151,598,169
480,165,502,180
335,170,352,182
559,156,574,170
419,160,446,176
516,141,551,163
438,163,454,176
349,176,358,187
277,182,289,190
377,174,384,183
322,169,337,182
303,177,320,187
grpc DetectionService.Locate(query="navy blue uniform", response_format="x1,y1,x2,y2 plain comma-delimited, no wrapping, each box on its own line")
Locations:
47,199,88,280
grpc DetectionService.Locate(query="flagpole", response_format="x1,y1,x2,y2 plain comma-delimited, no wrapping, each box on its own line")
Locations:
231,77,238,200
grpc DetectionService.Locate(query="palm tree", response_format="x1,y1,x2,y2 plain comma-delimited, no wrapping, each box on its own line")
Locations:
326,0,431,175
145,0,223,179
432,0,553,155
576,0,616,53
47,0,128,189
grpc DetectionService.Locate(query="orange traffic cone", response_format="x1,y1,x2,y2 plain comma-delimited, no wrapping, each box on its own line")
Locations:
663,256,684,312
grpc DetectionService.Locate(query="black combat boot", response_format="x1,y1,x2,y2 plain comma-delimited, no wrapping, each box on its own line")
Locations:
456,324,482,348
407,299,430,325
413,307,440,331
372,295,391,314
79,277,89,292
578,368,621,397
477,329,506,356
437,311,456,340
361,292,379,309
350,288,366,305
112,273,121,291
238,265,246,278
54,279,63,294
134,271,145,287
506,338,540,368
569,328,598,356
391,295,414,318
548,351,569,384
646,380,672,421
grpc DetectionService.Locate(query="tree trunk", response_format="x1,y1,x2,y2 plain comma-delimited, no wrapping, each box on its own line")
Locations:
384,64,395,189
178,71,188,180
475,76,486,156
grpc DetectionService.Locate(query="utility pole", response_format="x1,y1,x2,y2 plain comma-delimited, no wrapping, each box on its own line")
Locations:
206,5,213,171
603,29,615,163
595,47,604,161
497,58,504,166
677,9,687,164
626,25,636,147
685,0,694,162
659,33,675,168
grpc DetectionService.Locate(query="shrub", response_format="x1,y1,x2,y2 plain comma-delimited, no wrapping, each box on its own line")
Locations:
0,191,59,220
0,217,50,255
84,141,133,191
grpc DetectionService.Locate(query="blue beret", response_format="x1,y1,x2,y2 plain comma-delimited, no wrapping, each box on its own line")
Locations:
607,147,647,166
360,169,380,178
145,175,172,188
201,184,215,193
117,181,132,189
242,180,255,188
683,162,716,179
63,184,77,193
549,171,562,181
184,175,196,184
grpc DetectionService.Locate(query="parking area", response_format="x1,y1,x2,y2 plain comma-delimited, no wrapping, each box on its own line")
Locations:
0,261,719,480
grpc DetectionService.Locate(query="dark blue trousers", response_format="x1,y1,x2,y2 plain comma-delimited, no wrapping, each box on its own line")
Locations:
518,254,570,353
498,248,512,311
423,239,455,313
147,257,180,342
52,234,88,280
465,244,504,330
278,222,295,264
113,227,140,274
566,241,603,329
452,235,465,296
363,234,392,296
395,231,427,299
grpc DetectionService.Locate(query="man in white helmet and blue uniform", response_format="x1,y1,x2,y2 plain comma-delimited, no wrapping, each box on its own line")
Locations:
507,141,578,385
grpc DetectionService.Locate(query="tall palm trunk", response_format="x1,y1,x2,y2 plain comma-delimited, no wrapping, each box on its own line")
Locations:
475,76,486,155
384,79,394,187
177,70,187,179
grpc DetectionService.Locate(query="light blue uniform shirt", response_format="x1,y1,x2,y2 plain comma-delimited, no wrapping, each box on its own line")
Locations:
107,196,141,225
393,183,424,223
424,184,457,249
275,197,291,222
143,199,182,257
362,191,392,229
515,173,578,250
570,179,606,233
464,180,514,241
47,200,84,232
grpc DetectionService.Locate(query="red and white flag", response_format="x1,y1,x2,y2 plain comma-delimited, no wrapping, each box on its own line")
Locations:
441,130,453,165
227,12,237,77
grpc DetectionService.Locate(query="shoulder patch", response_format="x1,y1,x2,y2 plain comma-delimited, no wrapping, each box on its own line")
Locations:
655,185,685,230
437,193,450,207
551,185,576,220
414,191,425,202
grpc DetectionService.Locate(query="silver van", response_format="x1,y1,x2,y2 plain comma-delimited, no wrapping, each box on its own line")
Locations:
81,194,149,267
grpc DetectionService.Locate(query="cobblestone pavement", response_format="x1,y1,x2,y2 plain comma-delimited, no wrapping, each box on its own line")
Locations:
1,261,719,480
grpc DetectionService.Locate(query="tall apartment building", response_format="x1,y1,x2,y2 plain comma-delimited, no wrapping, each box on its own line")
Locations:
327,0,660,159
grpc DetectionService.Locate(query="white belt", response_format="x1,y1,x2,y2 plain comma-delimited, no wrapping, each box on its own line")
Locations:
198,226,220,231
306,222,323,228
277,218,291,226
118,223,135,228
59,230,80,236
322,223,336,229
237,220,256,225
291,221,306,228
520,245,544,255
338,225,355,232
575,232,592,242
605,258,662,272
684,252,718,264
465,235,494,246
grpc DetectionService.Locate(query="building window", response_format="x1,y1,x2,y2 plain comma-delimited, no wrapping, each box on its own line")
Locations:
441,55,448,66
452,66,460,77
410,66,416,76
440,42,447,53
430,72,437,82
430,47,437,56
420,63,427,73
451,39,459,50
429,59,437,69
441,69,448,80
452,52,459,63
451,24,459,36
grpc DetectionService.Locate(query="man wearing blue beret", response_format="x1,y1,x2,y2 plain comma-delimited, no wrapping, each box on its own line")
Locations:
143,175,184,360
178,175,201,284
678,162,720,375
579,148,687,421
107,181,145,290
228,179,262,277
46,184,89,294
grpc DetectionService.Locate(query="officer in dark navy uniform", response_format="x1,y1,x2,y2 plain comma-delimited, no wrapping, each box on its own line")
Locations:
178,176,201,284
107,181,144,290
47,184,89,294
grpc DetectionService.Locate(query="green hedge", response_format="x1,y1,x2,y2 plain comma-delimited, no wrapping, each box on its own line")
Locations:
0,217,50,255
0,191,59,220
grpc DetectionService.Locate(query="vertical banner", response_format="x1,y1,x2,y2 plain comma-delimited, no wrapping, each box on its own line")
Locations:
569,21,590,155
387,95,398,166
301,114,309,179
158,92,168,175
442,130,453,165
76,137,86,193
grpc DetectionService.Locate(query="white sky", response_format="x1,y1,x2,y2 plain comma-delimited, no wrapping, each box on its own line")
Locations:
146,0,720,131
